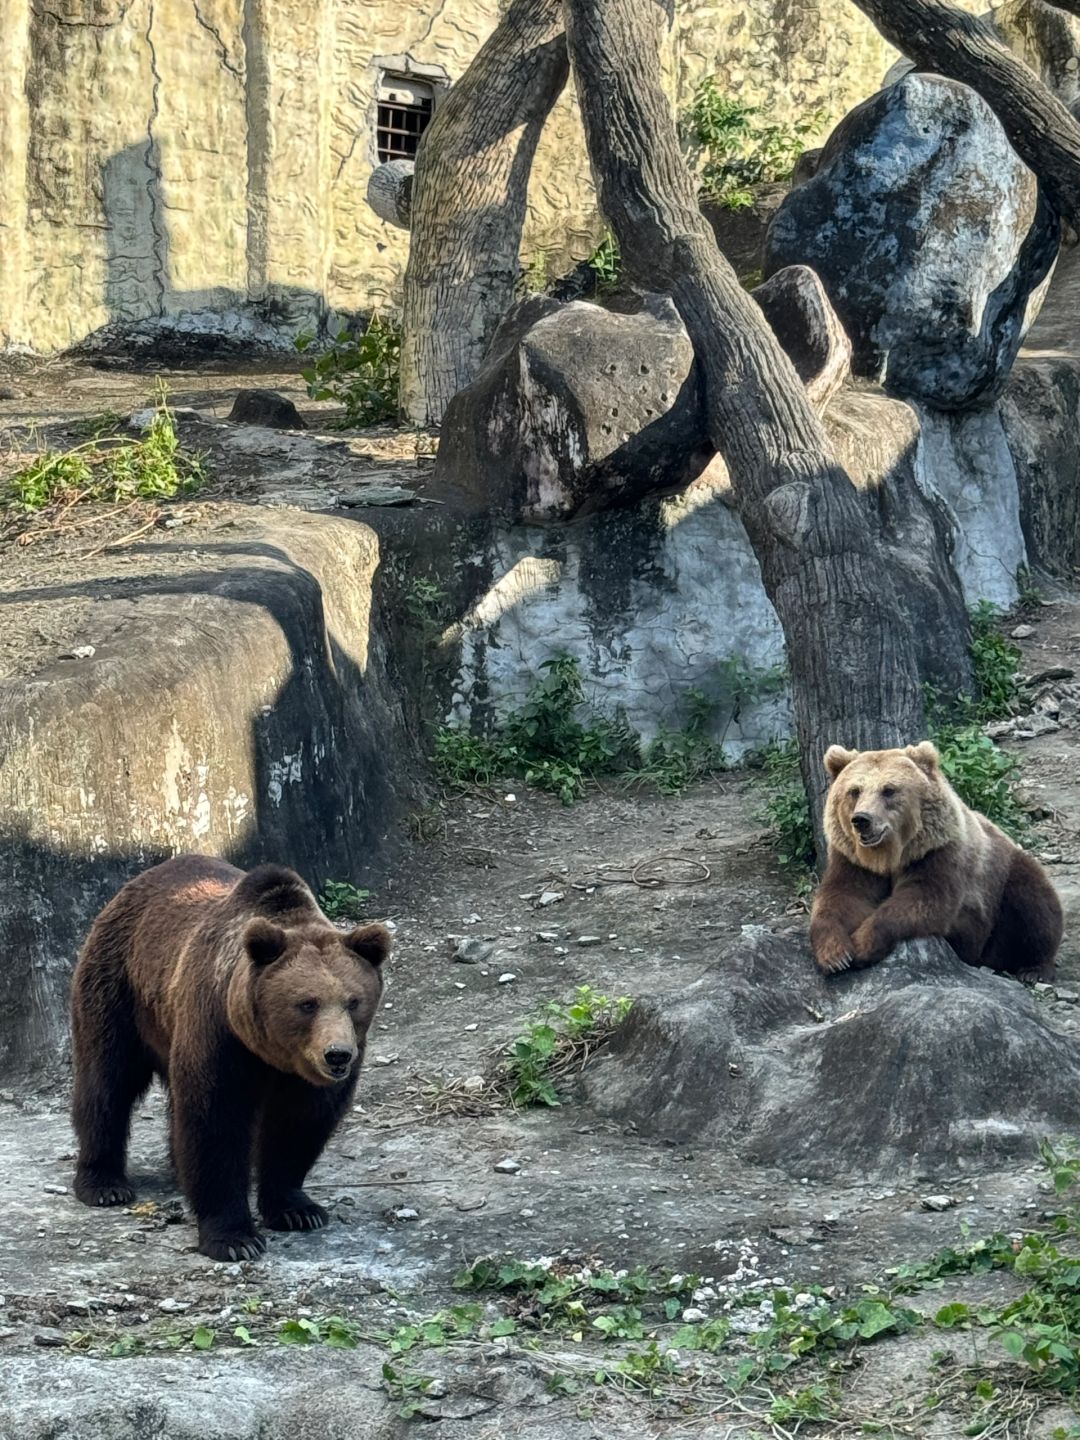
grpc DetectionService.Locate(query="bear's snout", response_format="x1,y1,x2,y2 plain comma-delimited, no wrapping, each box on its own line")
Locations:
851,809,887,846
323,1043,356,1079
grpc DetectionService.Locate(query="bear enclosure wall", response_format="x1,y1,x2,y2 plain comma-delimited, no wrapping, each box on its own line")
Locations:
1,0,975,355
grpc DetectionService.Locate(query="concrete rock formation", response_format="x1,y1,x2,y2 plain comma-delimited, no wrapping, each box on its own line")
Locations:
752,265,852,412
765,73,1060,411
586,930,1080,1178
0,507,413,1078
434,294,707,522
435,276,851,523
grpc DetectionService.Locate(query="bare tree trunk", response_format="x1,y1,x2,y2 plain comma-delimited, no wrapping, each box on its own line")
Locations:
850,0,1080,226
399,0,568,426
562,0,927,842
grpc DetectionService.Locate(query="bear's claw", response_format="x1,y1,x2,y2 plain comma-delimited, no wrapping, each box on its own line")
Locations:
74,1171,135,1208
813,940,853,975
198,1229,267,1262
262,1195,330,1233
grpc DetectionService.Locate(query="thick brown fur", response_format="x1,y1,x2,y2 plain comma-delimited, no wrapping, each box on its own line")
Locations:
70,855,389,1260
810,742,1063,980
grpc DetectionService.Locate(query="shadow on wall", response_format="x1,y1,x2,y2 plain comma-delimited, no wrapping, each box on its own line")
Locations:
76,143,341,361
0,538,418,1079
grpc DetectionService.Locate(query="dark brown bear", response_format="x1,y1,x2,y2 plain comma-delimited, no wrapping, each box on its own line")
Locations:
810,742,1063,979
70,855,389,1260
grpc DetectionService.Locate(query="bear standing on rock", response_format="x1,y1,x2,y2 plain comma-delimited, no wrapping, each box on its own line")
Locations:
70,855,390,1260
810,742,1063,979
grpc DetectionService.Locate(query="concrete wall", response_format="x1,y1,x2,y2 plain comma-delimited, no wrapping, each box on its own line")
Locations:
2,0,967,355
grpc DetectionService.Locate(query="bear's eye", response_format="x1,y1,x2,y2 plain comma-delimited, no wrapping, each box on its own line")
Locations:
849,786,861,801
346,997,360,1013
881,786,896,800
296,999,319,1016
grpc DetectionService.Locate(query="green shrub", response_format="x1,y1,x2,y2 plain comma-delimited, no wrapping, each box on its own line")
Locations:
502,986,633,1108
434,655,637,805
5,385,205,514
318,880,371,921
968,600,1022,723
433,656,780,804
296,314,401,427
586,231,622,293
931,723,1027,839
684,82,824,209
758,740,816,875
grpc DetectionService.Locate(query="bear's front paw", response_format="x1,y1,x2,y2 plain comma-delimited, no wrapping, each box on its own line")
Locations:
813,932,853,975
261,1191,330,1233
74,1167,136,1207
849,919,888,967
197,1226,267,1262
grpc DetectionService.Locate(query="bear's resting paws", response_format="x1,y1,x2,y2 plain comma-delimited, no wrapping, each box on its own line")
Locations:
812,934,853,975
197,1227,267,1262
261,1192,330,1232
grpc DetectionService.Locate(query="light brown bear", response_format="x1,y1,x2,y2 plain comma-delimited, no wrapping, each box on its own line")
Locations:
70,855,390,1261
810,742,1063,979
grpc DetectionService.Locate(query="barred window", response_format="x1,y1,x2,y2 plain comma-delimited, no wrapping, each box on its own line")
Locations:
377,77,434,163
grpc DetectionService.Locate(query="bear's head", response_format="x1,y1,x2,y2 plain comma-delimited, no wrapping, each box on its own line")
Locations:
823,741,959,873
229,920,390,1085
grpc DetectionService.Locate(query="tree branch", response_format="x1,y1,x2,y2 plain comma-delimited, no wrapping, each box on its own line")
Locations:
562,0,926,846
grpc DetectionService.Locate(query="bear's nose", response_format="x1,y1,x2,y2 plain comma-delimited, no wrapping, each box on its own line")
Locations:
324,1045,354,1075
852,811,874,834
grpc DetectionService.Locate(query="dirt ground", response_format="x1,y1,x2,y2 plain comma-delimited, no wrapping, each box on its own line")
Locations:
3,356,1080,1437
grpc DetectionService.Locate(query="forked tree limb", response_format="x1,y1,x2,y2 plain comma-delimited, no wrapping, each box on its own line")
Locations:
562,0,926,842
399,0,568,425
850,0,1080,225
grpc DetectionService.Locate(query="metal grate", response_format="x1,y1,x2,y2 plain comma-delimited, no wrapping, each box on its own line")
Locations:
377,81,434,163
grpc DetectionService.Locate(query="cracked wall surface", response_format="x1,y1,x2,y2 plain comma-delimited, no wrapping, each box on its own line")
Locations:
2,0,983,354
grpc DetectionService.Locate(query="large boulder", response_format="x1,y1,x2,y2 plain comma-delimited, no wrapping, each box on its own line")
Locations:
0,507,414,1079
765,73,1060,411
586,930,1080,1179
433,274,851,522
434,293,708,522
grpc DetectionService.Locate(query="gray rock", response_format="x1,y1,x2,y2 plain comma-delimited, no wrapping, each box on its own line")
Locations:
790,147,823,187
434,293,708,522
493,1158,521,1174
433,276,853,522
751,265,851,412
453,939,494,966
765,74,1059,410
919,1195,957,1212
227,388,306,430
335,485,414,508
586,931,1080,1179
701,181,789,278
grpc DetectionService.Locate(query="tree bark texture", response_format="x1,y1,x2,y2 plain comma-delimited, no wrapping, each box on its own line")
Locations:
850,0,1080,226
562,0,928,844
366,160,413,231
399,0,568,426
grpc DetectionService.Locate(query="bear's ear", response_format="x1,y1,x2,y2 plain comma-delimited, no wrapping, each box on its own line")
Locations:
905,741,940,775
343,922,392,969
824,745,858,778
244,918,288,967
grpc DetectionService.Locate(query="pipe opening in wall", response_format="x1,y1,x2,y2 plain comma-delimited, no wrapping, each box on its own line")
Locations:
377,76,434,162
